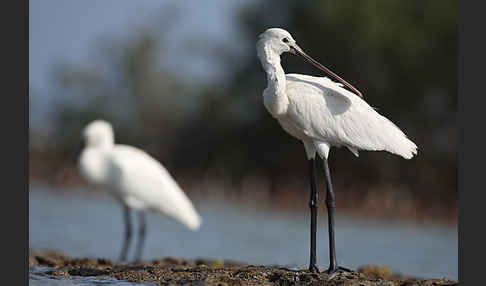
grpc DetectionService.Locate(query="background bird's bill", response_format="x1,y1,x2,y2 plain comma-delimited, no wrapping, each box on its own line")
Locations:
289,43,363,98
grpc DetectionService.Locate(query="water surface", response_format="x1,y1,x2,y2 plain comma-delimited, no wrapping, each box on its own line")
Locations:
29,186,457,284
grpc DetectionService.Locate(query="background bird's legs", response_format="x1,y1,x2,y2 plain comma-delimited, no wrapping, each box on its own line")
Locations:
308,158,319,273
322,157,352,274
119,205,132,262
134,212,147,262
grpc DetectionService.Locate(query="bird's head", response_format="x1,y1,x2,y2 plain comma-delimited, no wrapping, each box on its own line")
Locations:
80,119,115,151
257,28,363,98
257,28,298,56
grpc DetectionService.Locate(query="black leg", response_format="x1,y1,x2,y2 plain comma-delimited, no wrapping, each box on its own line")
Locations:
322,157,351,274
308,158,319,273
134,212,147,262
119,205,132,262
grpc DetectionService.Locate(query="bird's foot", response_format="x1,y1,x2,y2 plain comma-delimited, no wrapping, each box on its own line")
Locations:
308,264,320,273
325,265,353,274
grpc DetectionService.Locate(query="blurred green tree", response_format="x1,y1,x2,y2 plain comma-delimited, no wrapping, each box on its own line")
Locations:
173,0,457,206
34,0,456,217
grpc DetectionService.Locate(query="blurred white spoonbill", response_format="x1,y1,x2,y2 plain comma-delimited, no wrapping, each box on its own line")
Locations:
76,120,201,262
256,28,417,273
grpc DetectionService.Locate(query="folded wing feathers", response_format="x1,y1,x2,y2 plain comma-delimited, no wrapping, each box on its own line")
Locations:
111,145,202,230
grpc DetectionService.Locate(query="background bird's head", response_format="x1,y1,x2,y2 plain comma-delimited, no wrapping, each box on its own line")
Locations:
81,119,115,150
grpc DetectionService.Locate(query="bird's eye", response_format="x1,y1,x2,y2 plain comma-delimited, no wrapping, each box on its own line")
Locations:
282,37,289,43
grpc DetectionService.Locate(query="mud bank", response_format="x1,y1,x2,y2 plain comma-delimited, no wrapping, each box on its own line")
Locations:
29,249,457,286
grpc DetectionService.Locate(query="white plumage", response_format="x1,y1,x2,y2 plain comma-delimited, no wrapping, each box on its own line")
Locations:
257,28,417,160
283,74,417,159
77,119,201,261
256,28,417,273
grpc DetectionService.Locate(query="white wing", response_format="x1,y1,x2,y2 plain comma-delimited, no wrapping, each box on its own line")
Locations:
106,145,201,230
285,74,418,159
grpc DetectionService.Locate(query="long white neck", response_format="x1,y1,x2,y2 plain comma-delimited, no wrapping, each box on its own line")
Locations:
257,41,289,117
78,146,110,188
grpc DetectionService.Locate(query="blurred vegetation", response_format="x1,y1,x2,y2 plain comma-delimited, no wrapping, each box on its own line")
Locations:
30,1,457,216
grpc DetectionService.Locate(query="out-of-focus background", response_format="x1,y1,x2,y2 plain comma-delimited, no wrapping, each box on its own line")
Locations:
29,0,457,280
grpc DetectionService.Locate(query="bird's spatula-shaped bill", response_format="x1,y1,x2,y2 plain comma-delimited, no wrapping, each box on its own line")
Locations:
289,44,363,98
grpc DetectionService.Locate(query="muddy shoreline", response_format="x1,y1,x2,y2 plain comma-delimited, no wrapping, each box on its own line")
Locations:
29,249,457,285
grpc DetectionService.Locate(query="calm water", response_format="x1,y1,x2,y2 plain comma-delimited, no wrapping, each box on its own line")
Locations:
29,266,156,286
29,185,457,285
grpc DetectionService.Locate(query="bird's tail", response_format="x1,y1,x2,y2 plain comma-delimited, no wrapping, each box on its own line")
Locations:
166,196,202,231
154,185,202,231
178,206,202,231
379,116,418,159
389,136,418,159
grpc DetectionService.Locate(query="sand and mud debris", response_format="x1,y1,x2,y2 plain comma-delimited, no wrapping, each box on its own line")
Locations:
29,249,458,286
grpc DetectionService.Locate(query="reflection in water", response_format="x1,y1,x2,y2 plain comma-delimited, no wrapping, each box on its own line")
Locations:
29,186,457,281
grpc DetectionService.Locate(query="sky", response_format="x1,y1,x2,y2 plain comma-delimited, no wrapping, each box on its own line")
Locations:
29,0,251,124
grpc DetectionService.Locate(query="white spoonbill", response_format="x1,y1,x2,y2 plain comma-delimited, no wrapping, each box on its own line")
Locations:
256,28,417,273
76,119,201,262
